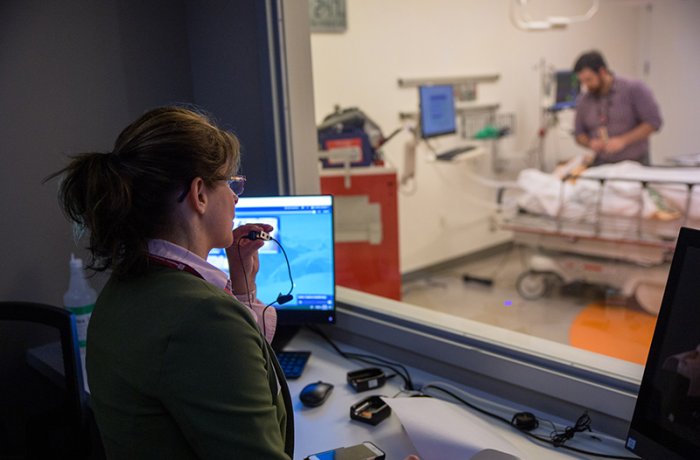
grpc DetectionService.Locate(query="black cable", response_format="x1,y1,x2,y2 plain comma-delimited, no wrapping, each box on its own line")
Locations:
421,385,638,460
235,239,253,307
424,139,437,154
259,235,295,338
308,325,415,391
236,233,294,339
378,126,403,147
236,238,267,337
551,411,592,447
269,235,294,300
309,327,414,388
421,384,511,425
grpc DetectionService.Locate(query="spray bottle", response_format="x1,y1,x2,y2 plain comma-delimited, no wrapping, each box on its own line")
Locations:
63,254,97,367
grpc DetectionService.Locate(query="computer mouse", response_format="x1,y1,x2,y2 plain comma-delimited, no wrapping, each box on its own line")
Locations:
299,381,334,407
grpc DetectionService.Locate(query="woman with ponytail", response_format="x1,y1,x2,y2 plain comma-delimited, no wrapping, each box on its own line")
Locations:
48,106,293,459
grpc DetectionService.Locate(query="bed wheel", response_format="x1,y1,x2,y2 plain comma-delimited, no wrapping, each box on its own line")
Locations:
516,271,553,300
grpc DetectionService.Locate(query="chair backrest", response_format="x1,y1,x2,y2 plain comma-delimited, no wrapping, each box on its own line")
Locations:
0,301,89,458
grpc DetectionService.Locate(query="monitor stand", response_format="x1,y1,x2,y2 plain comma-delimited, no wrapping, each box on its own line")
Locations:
271,325,301,353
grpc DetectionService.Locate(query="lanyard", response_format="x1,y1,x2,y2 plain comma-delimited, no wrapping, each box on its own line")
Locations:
598,95,611,127
148,253,204,278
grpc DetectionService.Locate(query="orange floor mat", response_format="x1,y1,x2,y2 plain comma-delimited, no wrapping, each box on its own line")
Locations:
569,303,658,365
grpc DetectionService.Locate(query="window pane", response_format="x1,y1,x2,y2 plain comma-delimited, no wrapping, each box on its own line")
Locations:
310,0,694,372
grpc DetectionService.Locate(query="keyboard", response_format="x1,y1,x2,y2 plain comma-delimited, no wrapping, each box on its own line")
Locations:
435,145,476,161
275,350,311,379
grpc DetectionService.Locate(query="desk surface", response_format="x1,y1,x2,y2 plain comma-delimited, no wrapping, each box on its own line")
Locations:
286,328,634,460
29,330,634,459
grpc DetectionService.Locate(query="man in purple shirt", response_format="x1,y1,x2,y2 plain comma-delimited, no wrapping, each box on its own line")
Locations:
573,51,662,165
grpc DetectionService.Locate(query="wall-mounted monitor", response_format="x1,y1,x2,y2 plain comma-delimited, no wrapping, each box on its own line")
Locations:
551,70,580,111
419,84,457,138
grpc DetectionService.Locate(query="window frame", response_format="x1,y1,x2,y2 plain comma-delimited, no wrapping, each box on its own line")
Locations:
327,286,643,438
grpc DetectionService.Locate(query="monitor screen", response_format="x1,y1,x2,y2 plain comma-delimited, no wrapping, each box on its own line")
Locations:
207,195,335,326
419,84,457,138
626,227,700,460
551,70,580,111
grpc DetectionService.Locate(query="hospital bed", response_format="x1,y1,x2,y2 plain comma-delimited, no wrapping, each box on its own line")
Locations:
498,160,700,313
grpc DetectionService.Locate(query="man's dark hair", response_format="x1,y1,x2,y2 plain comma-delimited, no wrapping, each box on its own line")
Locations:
574,51,608,73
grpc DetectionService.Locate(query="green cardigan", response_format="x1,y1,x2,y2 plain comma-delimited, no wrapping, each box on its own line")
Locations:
86,266,294,459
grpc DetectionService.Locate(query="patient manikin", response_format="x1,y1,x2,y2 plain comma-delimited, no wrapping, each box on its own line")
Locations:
519,154,688,222
552,152,595,180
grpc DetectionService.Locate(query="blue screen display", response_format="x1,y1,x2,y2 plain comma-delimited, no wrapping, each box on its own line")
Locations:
419,84,457,138
552,70,580,111
207,195,335,313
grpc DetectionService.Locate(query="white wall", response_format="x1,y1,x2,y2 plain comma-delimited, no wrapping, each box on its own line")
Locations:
281,0,321,195
646,0,700,162
311,0,651,273
0,1,310,304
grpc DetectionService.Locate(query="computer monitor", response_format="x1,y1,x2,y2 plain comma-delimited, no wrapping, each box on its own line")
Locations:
551,70,579,111
626,227,700,459
419,84,457,138
207,195,336,328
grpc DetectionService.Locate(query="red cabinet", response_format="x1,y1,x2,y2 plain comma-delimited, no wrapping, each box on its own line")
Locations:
321,167,401,300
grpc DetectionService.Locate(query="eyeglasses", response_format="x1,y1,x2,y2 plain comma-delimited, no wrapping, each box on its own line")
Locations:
176,174,247,203
227,175,246,196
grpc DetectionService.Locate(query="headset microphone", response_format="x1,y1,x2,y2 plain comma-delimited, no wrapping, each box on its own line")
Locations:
276,294,294,305
240,229,294,305
246,230,271,241
237,228,295,338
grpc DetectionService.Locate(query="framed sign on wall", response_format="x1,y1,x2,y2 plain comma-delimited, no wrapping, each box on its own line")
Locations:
309,0,346,33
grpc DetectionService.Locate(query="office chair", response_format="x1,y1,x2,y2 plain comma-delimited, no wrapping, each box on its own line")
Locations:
0,301,91,459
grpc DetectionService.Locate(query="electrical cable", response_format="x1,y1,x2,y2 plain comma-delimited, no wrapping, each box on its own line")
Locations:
420,384,638,459
379,126,404,147
235,238,253,307
308,325,415,391
236,231,294,338
321,336,414,390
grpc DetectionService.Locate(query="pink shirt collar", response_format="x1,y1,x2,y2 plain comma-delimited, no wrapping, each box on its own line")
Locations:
147,239,230,291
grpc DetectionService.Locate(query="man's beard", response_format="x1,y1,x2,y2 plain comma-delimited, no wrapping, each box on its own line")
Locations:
588,82,603,96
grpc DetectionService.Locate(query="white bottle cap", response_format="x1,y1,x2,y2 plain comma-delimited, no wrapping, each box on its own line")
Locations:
70,253,83,269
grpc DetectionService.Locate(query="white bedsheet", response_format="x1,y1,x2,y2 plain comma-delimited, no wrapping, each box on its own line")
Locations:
516,161,700,222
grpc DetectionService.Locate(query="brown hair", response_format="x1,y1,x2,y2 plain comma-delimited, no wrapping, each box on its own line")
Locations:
573,50,608,74
47,106,240,277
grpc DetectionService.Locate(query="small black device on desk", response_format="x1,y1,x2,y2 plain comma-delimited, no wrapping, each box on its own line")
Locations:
276,350,311,379
350,395,391,426
347,367,386,392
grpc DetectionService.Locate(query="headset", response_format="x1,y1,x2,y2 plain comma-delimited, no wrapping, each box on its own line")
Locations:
238,230,294,337
243,230,294,305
